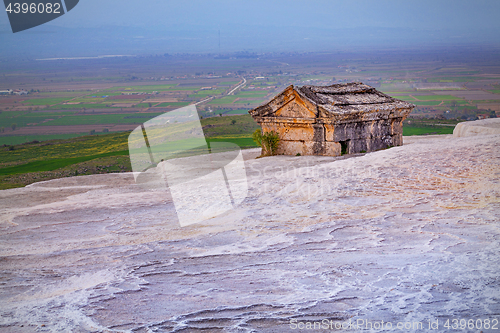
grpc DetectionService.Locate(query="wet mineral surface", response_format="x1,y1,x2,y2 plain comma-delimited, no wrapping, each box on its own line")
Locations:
1,133,499,332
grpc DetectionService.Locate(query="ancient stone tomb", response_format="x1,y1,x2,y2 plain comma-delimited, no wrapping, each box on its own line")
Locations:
249,83,415,156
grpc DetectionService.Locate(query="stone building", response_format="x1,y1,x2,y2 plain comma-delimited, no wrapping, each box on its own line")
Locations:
248,82,415,156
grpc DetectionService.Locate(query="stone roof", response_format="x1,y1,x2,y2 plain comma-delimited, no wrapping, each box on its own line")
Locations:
249,83,415,120
296,82,414,113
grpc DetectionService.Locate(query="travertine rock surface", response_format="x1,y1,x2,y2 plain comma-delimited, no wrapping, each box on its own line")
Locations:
0,134,499,332
453,118,500,137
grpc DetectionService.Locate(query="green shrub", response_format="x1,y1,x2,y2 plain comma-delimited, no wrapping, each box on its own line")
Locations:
252,129,280,156
252,129,262,147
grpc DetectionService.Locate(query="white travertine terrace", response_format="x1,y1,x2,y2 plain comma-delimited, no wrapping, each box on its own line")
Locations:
0,132,499,332
453,118,500,137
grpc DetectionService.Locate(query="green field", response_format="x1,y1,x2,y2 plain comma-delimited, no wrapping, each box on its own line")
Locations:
402,126,454,136
252,82,277,86
155,102,190,107
208,96,238,104
390,97,415,102
207,136,256,148
45,103,115,110
234,91,269,99
234,100,266,104
133,103,152,108
427,77,479,82
71,97,107,103
36,91,88,97
190,89,225,96
105,84,177,92
166,87,200,91
402,118,458,136
0,133,88,146
201,114,260,137
1,131,129,165
40,113,162,126
413,101,443,106
0,150,129,176
0,111,75,128
0,131,133,189
415,95,462,101
23,97,72,105
0,111,162,133
223,109,250,115
217,81,240,86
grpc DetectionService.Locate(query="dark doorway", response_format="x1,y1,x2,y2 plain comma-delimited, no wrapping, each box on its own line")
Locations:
340,140,349,155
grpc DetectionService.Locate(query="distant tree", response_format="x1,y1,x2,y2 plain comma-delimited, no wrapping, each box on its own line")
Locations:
103,128,109,133
231,120,236,125
450,100,457,108
148,102,152,107
90,129,96,135
219,113,222,117
1,127,4,133
11,123,17,131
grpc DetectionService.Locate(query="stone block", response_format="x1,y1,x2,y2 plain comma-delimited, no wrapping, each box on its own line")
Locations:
324,124,335,142
278,141,306,156
275,125,315,141
325,141,341,156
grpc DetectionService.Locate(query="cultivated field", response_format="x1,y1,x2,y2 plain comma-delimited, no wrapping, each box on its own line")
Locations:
1,49,499,145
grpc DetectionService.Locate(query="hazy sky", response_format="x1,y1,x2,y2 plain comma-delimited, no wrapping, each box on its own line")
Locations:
11,0,498,30
1,0,499,56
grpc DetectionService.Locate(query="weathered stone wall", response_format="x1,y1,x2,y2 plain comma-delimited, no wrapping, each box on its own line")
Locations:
329,117,404,154
259,117,405,156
